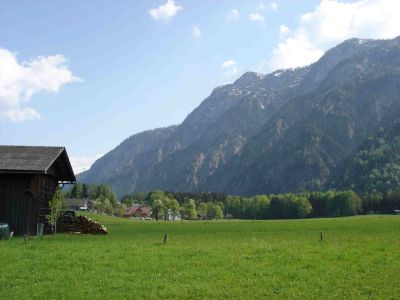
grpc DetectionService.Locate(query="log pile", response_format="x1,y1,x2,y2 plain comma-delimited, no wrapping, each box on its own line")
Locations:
58,213,108,235
74,215,108,235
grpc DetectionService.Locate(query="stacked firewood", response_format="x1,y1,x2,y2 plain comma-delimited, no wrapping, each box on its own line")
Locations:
58,213,108,235
74,215,108,235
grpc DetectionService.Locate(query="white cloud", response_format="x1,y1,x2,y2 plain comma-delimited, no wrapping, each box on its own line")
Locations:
192,26,202,38
259,3,278,11
249,13,265,22
269,0,400,71
226,9,239,20
0,48,80,122
221,60,238,75
221,60,236,69
148,0,182,21
279,24,290,37
70,154,103,174
270,34,324,70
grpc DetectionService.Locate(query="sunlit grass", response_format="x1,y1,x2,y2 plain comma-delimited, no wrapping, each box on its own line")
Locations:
1,215,400,299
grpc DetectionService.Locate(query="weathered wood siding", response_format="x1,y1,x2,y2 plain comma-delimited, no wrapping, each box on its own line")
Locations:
0,174,58,235
0,174,32,235
31,175,58,234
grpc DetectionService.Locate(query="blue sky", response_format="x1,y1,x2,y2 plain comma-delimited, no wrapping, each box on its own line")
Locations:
1,0,399,172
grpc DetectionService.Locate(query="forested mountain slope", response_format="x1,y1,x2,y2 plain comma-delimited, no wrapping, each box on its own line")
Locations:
339,119,400,194
80,36,400,197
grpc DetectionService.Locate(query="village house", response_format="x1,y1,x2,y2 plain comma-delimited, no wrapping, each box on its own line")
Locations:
0,146,75,235
123,205,152,219
167,209,181,221
64,198,96,211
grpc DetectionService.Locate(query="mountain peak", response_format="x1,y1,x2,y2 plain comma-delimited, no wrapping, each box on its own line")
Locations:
234,72,265,88
80,36,400,197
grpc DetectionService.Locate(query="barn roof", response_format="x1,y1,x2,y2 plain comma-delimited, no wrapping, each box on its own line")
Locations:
138,206,152,214
123,205,141,217
0,145,76,182
123,206,152,217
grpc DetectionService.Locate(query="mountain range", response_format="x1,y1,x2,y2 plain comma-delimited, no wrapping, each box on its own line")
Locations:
79,36,400,197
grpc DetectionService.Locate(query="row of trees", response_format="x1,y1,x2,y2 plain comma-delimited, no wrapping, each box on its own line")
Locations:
226,191,362,219
64,183,126,217
124,189,383,220
308,191,362,217
65,183,117,204
120,191,227,208
94,195,127,217
107,188,399,220
149,191,180,221
361,190,400,213
147,191,224,220
69,184,400,220
225,193,316,219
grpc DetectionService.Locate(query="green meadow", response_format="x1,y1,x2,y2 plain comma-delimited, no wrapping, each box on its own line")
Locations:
1,215,400,299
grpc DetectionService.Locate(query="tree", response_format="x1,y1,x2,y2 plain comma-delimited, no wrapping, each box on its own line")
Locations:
168,199,180,221
242,197,254,219
225,195,242,218
82,183,88,199
210,204,224,220
254,195,270,219
121,195,134,207
330,190,361,216
309,191,334,217
94,195,114,215
114,203,127,217
95,195,105,213
96,185,103,199
98,185,116,205
294,195,312,218
103,199,114,215
270,194,312,219
63,189,72,198
149,190,166,204
363,192,382,213
197,202,209,220
161,197,171,221
152,199,163,221
183,199,197,220
46,187,64,234
72,183,83,199
87,183,98,200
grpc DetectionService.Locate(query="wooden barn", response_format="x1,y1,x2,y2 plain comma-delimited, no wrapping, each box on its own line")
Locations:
0,146,75,236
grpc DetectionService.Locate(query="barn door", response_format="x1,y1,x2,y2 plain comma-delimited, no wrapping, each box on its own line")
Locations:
0,176,31,236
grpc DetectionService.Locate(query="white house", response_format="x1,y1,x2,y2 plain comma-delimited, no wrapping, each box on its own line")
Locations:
167,209,181,221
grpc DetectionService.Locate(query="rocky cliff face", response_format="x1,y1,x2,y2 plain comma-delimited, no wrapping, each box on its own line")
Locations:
80,36,400,197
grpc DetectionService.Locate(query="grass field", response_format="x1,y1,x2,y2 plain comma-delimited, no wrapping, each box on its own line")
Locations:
1,215,400,299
